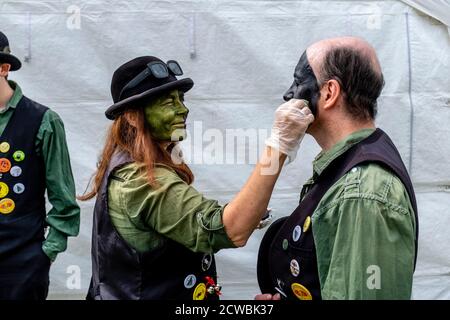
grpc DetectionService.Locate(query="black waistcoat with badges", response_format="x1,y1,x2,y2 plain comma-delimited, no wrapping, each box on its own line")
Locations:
257,129,418,300
0,96,49,286
89,151,221,300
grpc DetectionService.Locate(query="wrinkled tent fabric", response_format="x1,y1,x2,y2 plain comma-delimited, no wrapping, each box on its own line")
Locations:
1,0,449,299
400,0,450,31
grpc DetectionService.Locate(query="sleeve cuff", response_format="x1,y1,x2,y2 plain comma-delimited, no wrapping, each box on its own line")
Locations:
42,243,58,262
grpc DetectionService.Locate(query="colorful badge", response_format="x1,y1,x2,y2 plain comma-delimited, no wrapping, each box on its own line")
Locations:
0,158,11,173
303,216,312,233
290,259,300,277
0,198,15,215
205,276,222,296
282,239,289,250
201,253,213,271
0,182,9,198
193,283,206,300
10,166,22,177
184,274,197,289
13,183,25,195
291,283,312,300
13,150,25,162
0,142,10,153
292,225,302,242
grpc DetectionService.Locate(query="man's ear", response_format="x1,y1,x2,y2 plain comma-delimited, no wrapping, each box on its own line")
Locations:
321,79,341,111
0,63,11,78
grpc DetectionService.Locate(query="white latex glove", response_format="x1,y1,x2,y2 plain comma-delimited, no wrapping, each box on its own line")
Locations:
265,99,314,163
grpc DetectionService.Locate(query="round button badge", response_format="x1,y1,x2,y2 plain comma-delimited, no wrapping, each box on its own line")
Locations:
282,239,289,250
184,274,197,289
0,198,15,215
291,283,313,300
303,216,312,233
0,182,9,198
10,166,22,177
0,158,11,173
13,151,25,162
292,225,302,242
193,283,206,300
0,142,10,153
201,253,213,271
290,259,300,277
13,183,25,195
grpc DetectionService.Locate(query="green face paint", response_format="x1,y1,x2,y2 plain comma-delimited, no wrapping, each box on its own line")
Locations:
144,90,189,141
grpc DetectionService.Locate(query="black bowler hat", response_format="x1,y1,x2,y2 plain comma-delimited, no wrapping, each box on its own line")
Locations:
105,56,194,120
0,31,21,71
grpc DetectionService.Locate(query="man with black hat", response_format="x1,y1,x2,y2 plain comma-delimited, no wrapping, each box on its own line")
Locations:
0,31,80,300
256,36,418,300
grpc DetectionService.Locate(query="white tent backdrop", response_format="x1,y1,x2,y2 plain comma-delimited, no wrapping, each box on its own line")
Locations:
1,0,449,299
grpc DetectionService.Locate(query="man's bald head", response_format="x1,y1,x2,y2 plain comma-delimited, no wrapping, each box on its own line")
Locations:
307,37,384,120
307,37,382,80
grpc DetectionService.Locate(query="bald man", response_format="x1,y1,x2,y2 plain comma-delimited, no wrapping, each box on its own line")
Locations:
256,37,418,300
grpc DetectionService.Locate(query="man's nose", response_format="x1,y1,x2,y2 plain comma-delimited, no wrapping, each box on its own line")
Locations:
283,82,296,101
283,90,294,102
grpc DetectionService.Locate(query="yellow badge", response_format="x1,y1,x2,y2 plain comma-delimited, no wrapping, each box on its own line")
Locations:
0,142,10,153
193,283,207,300
303,216,311,233
0,182,9,198
0,198,15,215
0,158,11,173
291,283,312,300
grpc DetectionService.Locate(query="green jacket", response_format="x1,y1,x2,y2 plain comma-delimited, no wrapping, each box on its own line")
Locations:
309,128,416,299
2,81,80,261
108,162,235,253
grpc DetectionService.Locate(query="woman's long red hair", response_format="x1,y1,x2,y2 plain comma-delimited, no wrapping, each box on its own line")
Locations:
78,108,193,201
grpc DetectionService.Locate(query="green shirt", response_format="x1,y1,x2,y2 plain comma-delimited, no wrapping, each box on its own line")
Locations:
108,162,235,253
1,81,80,261
307,128,416,299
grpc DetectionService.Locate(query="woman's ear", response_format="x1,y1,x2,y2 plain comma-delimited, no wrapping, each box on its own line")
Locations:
321,79,341,111
0,63,11,78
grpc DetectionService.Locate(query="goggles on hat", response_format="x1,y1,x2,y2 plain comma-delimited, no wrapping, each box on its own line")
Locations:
119,60,184,99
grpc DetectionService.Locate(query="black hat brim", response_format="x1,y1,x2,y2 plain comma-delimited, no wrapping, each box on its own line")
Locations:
0,53,21,71
105,78,194,120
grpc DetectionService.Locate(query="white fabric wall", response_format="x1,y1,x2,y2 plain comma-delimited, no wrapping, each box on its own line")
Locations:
1,0,449,299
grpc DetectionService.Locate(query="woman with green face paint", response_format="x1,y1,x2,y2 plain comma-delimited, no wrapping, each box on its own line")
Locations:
144,90,189,142
80,56,314,300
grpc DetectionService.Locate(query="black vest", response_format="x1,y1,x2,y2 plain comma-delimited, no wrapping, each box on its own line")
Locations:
257,129,418,300
0,95,49,298
88,151,221,300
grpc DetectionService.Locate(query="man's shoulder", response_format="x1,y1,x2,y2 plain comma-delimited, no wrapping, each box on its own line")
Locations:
317,162,413,214
355,163,411,207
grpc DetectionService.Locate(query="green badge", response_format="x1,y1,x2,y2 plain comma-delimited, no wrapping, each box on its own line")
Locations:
282,239,289,250
13,150,25,162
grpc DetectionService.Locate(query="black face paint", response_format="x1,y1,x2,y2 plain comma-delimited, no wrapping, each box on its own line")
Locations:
283,51,321,115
